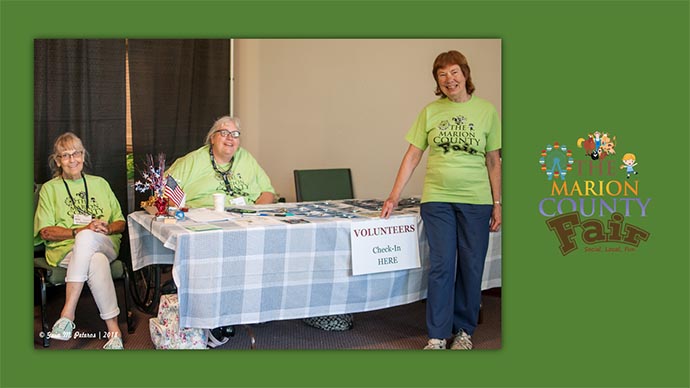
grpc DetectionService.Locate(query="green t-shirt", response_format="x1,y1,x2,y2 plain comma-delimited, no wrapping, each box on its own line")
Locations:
406,95,501,204
34,174,125,266
166,145,275,208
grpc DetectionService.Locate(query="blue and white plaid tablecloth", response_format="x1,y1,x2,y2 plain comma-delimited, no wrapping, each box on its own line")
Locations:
128,208,501,329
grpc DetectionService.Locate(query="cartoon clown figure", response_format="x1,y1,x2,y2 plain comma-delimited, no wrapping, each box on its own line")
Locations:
591,131,602,159
620,153,639,179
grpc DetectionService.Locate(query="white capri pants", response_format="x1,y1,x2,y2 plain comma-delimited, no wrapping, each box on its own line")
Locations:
59,229,120,320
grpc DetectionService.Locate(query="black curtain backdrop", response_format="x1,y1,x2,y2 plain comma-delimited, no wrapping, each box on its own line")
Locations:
34,39,128,211
128,39,230,206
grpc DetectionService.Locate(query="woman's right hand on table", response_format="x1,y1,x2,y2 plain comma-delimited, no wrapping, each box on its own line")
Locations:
380,196,399,219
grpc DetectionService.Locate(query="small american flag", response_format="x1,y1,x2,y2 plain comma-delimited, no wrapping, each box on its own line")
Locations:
164,176,185,207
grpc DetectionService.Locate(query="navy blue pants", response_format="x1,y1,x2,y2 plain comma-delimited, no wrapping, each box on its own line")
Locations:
421,202,492,338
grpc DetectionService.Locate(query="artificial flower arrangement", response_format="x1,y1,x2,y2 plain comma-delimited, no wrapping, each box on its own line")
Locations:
133,153,168,215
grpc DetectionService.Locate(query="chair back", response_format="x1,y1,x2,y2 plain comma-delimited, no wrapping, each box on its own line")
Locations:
34,183,42,213
34,183,45,252
294,168,354,202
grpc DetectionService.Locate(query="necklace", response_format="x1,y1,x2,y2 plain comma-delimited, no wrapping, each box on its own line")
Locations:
62,172,89,214
209,147,234,195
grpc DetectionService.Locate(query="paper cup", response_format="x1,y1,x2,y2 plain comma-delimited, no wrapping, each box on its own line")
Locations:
213,193,226,212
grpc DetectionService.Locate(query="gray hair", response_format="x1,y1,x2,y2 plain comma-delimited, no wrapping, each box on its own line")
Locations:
205,116,242,145
49,132,90,178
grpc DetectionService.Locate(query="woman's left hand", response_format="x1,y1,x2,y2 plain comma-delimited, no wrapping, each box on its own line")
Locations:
85,219,110,235
489,204,501,232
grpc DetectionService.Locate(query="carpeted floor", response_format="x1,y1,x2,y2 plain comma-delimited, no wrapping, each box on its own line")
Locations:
34,279,501,350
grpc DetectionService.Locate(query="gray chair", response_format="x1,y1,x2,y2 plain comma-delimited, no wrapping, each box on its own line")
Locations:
34,183,134,347
294,168,354,202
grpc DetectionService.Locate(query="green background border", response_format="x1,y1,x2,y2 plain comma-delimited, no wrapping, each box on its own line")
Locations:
2,1,688,387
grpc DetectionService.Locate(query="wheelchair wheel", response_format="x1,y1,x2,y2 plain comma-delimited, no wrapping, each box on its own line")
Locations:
129,265,161,314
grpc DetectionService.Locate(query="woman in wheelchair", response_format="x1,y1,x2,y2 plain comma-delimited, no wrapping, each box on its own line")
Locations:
34,132,126,350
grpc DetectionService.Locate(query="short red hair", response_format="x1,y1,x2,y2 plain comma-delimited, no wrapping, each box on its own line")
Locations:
432,50,475,97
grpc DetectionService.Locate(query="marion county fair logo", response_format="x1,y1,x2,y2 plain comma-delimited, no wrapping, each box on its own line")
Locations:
537,131,651,255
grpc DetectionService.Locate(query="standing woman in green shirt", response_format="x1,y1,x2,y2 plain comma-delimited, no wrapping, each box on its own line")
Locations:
34,132,126,349
381,50,501,350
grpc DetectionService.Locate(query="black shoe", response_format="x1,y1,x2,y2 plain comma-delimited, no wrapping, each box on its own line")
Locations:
161,279,177,295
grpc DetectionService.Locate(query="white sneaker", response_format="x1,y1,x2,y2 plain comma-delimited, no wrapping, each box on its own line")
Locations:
423,338,447,350
450,330,473,350
50,317,75,341
103,336,124,350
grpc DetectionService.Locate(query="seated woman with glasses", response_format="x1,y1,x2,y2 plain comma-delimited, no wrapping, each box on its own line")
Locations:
34,132,126,349
166,115,276,208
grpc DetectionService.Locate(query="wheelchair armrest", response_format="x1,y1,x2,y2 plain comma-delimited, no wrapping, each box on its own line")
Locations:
34,243,45,258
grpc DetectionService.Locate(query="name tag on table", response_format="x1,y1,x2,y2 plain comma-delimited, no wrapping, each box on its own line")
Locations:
230,196,247,206
350,216,420,276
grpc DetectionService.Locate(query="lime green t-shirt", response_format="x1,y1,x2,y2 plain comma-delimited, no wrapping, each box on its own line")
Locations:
166,145,276,208
34,174,125,266
406,95,501,204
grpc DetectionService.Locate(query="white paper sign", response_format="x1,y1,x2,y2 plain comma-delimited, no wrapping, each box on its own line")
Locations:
350,216,420,276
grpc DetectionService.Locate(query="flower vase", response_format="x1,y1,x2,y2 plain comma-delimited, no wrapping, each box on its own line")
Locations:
155,196,168,216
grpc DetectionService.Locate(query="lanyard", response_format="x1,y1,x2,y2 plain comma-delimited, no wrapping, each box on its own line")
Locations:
209,148,235,196
62,173,89,214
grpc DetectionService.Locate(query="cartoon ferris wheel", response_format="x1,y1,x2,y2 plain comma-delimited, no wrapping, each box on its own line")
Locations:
539,142,574,180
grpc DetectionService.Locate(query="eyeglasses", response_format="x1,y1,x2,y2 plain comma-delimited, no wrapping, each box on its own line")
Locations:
214,129,241,138
57,150,84,160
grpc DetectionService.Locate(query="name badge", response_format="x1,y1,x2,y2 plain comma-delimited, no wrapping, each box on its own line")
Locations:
230,196,247,206
73,214,92,225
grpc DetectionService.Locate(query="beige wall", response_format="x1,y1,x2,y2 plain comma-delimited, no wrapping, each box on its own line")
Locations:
234,39,501,202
